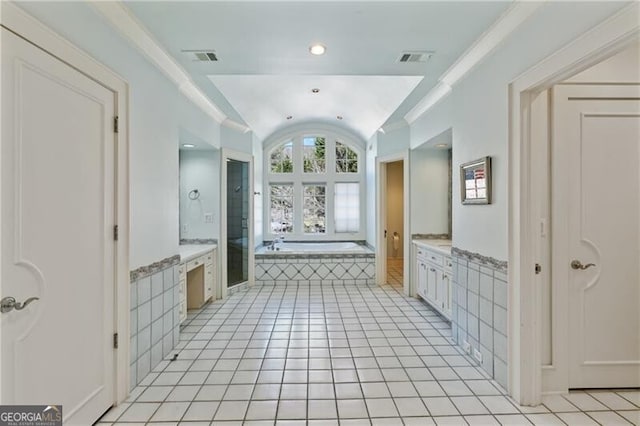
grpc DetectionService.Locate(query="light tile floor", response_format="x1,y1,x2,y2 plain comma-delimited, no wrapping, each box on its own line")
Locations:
387,258,403,289
99,284,640,425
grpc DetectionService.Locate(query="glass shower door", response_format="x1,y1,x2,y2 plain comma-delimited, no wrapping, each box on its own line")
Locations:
226,159,249,287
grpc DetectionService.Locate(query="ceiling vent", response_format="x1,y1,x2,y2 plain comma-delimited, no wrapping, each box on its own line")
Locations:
182,50,218,62
398,51,433,63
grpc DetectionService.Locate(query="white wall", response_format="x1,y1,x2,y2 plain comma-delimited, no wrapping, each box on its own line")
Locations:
16,2,222,269
386,162,404,257
222,126,254,153
410,148,450,236
366,134,378,247
377,125,410,158
179,149,220,240
253,133,264,247
409,1,630,260
566,41,639,83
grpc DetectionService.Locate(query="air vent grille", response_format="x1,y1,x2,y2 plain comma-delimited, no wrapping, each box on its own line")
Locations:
398,51,433,63
182,50,218,62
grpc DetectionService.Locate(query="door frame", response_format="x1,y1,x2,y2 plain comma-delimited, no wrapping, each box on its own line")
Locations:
0,2,130,404
508,3,639,405
376,151,410,295
220,148,254,300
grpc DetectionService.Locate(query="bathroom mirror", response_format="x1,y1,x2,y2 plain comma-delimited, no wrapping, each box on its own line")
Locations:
460,156,491,205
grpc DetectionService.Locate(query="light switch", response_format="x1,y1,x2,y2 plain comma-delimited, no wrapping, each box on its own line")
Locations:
204,213,214,223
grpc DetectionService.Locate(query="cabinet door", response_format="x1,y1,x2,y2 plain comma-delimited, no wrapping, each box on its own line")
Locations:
426,265,438,302
416,260,427,298
442,271,452,319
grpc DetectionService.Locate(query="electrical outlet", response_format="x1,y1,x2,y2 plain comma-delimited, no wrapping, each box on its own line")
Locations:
204,213,214,223
473,348,483,363
463,341,471,354
181,224,188,234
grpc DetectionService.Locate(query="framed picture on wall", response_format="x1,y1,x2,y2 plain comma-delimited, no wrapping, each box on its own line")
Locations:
460,156,491,205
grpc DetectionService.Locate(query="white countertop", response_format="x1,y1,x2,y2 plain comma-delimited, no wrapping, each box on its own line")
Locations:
413,239,452,256
178,244,217,263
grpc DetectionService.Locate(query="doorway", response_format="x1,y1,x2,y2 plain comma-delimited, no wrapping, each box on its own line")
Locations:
220,149,254,298
376,151,410,295
386,161,404,289
510,33,640,403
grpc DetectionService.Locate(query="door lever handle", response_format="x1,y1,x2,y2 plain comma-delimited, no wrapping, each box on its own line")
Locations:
1,296,40,313
571,260,596,270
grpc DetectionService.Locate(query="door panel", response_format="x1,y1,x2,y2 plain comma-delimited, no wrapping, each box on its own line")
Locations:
1,28,116,424
553,84,640,388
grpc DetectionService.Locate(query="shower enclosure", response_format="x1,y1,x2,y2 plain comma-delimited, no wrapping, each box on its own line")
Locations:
226,159,249,286
221,149,254,295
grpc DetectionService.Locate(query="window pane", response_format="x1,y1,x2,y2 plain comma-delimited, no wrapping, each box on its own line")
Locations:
336,141,358,173
335,183,359,233
270,185,294,233
303,185,326,234
270,141,293,173
303,136,326,173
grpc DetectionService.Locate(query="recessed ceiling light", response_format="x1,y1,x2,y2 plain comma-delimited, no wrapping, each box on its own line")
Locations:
182,144,196,148
309,44,326,56
312,88,320,93
336,116,343,120
286,115,293,120
435,143,448,148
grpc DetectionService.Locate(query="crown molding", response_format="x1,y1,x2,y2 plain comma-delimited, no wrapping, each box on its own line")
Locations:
380,119,409,134
92,1,249,132
405,0,544,124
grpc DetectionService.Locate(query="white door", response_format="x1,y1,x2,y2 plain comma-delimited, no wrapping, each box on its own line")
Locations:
1,28,116,423
553,84,640,388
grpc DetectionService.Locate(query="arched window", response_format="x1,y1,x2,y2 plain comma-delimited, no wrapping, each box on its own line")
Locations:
265,131,364,240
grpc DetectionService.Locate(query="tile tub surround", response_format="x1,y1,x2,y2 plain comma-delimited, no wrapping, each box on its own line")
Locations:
450,247,508,391
255,252,376,286
130,260,182,390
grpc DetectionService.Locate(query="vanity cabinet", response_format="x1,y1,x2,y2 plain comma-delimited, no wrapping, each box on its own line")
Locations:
178,246,217,324
413,241,452,321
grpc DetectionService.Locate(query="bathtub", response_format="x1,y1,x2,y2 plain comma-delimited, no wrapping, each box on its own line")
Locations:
255,241,375,286
256,241,367,254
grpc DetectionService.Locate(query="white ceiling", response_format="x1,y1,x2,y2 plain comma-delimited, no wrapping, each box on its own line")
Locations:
124,1,512,141
209,75,422,140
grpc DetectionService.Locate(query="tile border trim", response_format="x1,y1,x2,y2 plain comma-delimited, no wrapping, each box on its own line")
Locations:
452,246,508,272
255,252,375,260
179,238,218,245
130,254,180,282
411,233,451,240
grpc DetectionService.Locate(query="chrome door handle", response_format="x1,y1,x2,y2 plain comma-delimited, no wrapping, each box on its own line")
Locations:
571,260,596,270
1,296,39,313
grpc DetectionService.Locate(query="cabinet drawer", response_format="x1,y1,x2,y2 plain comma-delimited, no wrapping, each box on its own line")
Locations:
426,251,444,266
444,257,453,272
416,247,428,262
187,256,205,271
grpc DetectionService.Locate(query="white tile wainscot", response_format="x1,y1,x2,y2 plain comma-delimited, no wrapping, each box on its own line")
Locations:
129,257,181,390
450,247,509,391
412,239,453,321
178,244,217,323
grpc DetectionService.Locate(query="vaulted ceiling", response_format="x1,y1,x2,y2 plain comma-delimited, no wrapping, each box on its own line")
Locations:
125,1,512,141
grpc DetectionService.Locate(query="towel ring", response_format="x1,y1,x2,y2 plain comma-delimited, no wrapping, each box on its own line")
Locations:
188,189,200,200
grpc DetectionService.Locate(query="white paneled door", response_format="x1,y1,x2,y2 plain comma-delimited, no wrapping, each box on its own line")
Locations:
553,84,640,388
1,28,116,423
